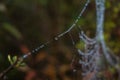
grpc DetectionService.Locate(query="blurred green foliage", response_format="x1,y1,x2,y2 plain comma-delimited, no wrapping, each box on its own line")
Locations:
2,23,22,39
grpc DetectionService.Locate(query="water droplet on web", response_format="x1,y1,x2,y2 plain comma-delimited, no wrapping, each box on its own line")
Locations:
32,50,35,53
55,37,58,40
23,55,28,58
35,48,38,51
73,69,77,72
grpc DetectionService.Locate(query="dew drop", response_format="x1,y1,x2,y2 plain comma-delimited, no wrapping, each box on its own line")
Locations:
32,50,35,53
55,37,58,40
73,69,77,72
35,48,38,51
23,55,28,58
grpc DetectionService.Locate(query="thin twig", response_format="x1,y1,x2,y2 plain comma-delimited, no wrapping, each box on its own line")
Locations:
21,0,90,60
0,0,90,79
0,59,18,79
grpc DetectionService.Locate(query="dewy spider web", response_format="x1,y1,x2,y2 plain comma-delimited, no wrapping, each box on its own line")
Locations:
21,0,118,79
0,0,91,79
20,0,91,59
71,0,119,80
2,0,119,80
77,31,99,80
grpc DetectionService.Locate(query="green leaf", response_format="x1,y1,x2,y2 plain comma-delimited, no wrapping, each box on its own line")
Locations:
12,56,17,62
8,55,13,64
8,55,26,68
19,63,26,67
2,23,22,40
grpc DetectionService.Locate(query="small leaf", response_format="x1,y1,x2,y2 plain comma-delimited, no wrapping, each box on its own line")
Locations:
8,55,13,64
12,56,17,62
20,63,26,67
2,23,22,39
8,55,27,69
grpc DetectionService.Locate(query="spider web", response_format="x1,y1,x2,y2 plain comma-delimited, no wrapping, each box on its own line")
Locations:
1,0,120,80
16,0,120,80
21,0,90,59
70,0,120,80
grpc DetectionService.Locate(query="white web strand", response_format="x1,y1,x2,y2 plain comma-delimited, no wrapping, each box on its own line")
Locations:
96,0,120,75
22,40,52,59
95,0,114,66
21,0,91,60
68,33,76,46
79,31,96,44
57,0,90,38
74,26,98,79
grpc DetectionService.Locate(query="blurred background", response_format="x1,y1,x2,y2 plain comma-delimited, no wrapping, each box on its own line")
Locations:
0,0,120,80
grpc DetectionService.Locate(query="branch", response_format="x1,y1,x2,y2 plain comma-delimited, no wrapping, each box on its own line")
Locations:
0,0,91,79
21,0,91,59
0,59,18,79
